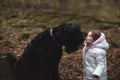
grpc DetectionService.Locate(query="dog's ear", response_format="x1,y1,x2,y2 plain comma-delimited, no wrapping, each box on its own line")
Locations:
52,23,66,38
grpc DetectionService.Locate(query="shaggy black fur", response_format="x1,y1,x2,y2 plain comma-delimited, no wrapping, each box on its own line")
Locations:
7,23,84,80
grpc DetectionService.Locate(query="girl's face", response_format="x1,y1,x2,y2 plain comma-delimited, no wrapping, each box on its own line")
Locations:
85,32,94,44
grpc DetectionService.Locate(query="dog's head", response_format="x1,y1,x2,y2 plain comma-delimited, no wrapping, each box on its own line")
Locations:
51,23,85,53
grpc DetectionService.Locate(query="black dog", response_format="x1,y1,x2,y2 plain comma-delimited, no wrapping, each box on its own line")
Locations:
7,23,84,80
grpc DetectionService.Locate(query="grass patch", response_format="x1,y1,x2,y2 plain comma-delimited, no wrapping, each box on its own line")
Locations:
12,23,26,28
0,40,17,48
92,25,113,30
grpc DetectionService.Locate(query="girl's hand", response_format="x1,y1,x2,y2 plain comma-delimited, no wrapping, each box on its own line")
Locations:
84,40,92,47
92,74,99,80
84,40,88,46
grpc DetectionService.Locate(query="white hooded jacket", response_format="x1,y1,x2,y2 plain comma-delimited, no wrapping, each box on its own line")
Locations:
83,33,109,80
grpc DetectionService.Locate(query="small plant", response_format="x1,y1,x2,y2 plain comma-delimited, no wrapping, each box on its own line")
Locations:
19,32,30,40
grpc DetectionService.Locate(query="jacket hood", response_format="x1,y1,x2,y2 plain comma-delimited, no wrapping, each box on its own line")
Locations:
92,33,109,50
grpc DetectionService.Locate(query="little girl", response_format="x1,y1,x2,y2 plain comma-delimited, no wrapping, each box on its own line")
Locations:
83,30,109,80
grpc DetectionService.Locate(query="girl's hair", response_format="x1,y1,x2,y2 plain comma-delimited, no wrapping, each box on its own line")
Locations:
90,30,101,41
